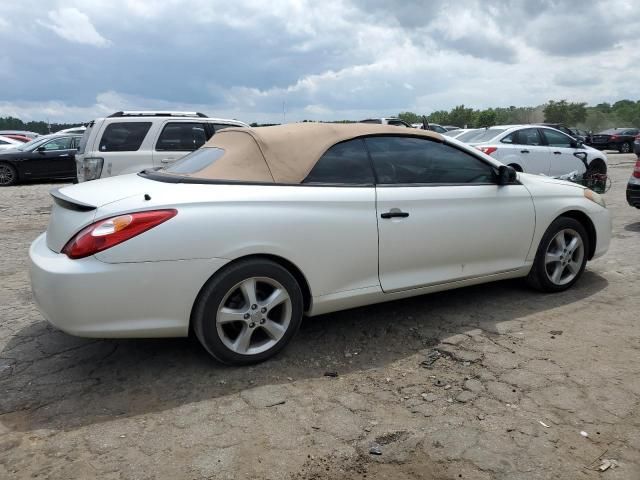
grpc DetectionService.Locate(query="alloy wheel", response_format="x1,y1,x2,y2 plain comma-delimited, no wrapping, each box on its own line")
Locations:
0,164,15,186
621,142,631,153
215,277,292,355
544,228,584,286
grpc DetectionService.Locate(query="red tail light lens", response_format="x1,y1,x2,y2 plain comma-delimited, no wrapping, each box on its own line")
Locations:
633,160,640,179
63,209,177,259
610,135,618,141
476,146,497,155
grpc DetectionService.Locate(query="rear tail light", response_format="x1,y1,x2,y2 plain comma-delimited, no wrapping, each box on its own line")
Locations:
633,160,640,179
635,134,640,141
78,157,104,182
476,146,497,155
610,135,618,141
62,209,177,259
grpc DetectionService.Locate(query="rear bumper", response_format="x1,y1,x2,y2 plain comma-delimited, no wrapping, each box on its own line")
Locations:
29,233,229,338
627,178,640,208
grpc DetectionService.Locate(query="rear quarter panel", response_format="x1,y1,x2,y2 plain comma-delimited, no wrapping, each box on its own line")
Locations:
94,184,380,297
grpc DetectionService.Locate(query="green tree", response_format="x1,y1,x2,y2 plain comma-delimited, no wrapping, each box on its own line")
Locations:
427,110,450,125
397,111,422,124
543,100,586,125
475,109,497,127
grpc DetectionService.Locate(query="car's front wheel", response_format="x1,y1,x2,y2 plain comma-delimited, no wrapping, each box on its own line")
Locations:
193,258,304,365
527,217,588,292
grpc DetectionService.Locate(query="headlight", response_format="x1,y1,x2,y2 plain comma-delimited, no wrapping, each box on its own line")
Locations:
584,188,606,208
78,157,104,182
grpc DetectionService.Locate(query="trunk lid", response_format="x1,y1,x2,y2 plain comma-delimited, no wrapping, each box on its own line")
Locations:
46,173,168,252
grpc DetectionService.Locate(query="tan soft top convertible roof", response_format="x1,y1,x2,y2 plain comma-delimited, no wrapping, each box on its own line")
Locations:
181,122,443,184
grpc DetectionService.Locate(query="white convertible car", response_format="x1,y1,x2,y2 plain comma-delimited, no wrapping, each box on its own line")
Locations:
30,123,611,364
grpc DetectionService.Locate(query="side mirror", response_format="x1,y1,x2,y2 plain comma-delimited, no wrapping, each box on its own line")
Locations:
497,165,517,185
570,139,583,149
36,146,46,153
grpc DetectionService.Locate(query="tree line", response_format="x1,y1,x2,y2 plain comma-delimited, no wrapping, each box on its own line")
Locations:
3,98,640,133
398,99,640,132
0,116,81,135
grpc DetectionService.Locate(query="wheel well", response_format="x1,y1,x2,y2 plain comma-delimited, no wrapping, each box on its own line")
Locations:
558,210,597,259
189,254,312,335
508,163,523,172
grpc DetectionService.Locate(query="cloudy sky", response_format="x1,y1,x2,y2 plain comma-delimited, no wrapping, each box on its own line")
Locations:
1,0,638,124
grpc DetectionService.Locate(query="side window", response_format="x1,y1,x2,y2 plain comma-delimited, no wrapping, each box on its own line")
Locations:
303,139,374,185
516,128,543,146
542,129,572,148
501,132,515,144
365,136,495,185
156,122,207,151
99,122,152,152
43,137,73,151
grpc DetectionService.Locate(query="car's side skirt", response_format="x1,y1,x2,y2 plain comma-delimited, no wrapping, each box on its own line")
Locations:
308,265,532,317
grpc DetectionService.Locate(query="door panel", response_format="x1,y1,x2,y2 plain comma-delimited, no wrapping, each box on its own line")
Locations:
376,184,535,292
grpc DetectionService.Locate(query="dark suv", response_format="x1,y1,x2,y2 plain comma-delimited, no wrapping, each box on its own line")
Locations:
591,128,639,153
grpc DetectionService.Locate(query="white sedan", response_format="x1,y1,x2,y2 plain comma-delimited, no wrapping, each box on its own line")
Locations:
29,123,611,365
459,125,608,177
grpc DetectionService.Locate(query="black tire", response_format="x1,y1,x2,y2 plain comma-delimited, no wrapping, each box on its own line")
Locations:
526,217,589,292
0,162,17,186
193,258,303,365
620,142,631,154
508,163,523,172
586,159,607,175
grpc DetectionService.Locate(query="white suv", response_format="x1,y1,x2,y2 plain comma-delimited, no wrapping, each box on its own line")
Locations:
459,125,608,176
76,111,249,181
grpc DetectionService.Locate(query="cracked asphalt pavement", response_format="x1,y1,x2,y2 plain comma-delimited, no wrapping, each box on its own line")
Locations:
1,155,639,479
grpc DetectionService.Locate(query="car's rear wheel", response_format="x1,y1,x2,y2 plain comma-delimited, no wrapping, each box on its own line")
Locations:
620,142,631,154
527,217,588,292
193,259,303,365
0,162,17,186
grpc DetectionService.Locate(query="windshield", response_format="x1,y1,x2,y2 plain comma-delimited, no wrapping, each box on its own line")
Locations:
443,129,463,137
17,136,52,151
458,129,505,143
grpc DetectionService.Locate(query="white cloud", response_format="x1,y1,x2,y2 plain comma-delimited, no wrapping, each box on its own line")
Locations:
2,0,640,123
38,7,110,47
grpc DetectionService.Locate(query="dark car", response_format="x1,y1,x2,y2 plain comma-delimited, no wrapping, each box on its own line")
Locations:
535,123,578,138
633,132,640,157
0,134,81,186
568,127,592,145
627,158,640,208
591,127,639,153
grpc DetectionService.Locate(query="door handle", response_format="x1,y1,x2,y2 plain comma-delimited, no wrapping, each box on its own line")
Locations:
161,158,175,164
381,210,409,219
553,151,562,155
520,149,530,153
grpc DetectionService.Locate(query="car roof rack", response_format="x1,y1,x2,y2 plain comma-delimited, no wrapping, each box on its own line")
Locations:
108,111,208,118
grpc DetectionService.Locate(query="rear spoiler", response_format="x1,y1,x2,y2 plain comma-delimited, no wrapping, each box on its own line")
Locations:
50,188,96,212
